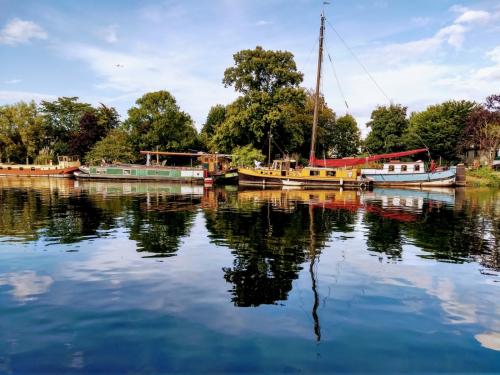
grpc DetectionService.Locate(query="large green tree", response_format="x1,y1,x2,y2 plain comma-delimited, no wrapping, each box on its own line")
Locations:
0,101,45,163
405,100,477,162
365,104,408,154
69,104,120,159
330,114,361,158
201,104,226,151
223,46,303,94
125,91,198,153
85,128,135,164
39,97,94,156
461,94,500,165
212,46,342,161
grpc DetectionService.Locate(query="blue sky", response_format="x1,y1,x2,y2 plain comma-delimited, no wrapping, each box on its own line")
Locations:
1,0,499,135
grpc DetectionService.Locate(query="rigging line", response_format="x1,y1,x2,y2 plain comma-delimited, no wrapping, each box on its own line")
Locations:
304,36,320,80
271,137,286,156
324,44,349,111
326,19,391,103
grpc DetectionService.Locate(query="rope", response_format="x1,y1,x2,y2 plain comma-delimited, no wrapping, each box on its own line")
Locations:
324,42,349,111
326,19,391,103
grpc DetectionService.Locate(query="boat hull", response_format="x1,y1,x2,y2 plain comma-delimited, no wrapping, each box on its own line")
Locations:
75,165,205,184
0,165,79,178
363,168,456,187
238,169,369,189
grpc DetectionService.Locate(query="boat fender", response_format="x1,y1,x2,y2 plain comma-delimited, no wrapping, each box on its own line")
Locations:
360,182,366,190
340,179,343,186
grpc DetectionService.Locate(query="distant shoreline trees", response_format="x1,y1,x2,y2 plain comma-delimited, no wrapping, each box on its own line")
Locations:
0,47,498,167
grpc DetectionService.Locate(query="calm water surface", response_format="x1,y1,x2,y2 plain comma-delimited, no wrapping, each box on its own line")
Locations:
0,178,499,374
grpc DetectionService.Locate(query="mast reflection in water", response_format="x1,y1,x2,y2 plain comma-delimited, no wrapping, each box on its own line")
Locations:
0,178,499,373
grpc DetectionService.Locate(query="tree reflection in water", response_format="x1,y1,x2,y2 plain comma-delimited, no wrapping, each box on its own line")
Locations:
361,189,499,270
126,195,199,258
204,190,358,309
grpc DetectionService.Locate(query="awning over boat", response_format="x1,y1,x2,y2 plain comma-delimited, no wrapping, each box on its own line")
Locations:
310,148,428,168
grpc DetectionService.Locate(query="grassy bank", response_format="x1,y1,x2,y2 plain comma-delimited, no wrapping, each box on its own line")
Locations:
466,168,500,187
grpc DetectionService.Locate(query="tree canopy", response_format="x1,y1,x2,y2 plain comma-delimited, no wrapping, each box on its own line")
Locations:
85,128,136,164
223,46,303,94
330,114,361,158
125,91,198,153
211,47,348,162
405,100,476,162
461,95,500,165
201,104,226,151
365,104,409,154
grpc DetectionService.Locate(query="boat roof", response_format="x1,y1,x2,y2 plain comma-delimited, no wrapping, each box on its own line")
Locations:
386,160,424,164
139,150,233,158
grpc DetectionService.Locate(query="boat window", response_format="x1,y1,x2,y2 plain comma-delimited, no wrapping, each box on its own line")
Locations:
401,165,407,172
415,164,420,171
388,165,395,172
19,167,23,170
123,169,131,175
31,167,35,171
327,171,336,177
7,167,11,170
310,170,319,176
0,166,2,169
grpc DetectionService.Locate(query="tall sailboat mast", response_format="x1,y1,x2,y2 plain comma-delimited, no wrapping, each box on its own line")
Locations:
309,12,325,165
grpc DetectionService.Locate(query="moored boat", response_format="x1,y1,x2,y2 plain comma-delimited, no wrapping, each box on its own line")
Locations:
0,156,80,178
361,160,461,187
75,164,205,183
75,150,238,184
238,158,369,188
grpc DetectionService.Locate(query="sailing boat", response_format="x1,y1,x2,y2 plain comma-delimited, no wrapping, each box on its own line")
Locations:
237,12,372,189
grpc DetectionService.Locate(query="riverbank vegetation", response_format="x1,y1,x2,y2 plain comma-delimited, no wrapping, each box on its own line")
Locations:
0,46,498,167
467,168,500,187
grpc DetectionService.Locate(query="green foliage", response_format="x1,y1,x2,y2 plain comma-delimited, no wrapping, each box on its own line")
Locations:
329,114,361,158
467,167,500,187
40,97,94,156
231,144,265,167
223,46,303,94
405,100,477,162
365,104,408,154
461,95,500,165
213,47,347,160
125,91,198,153
69,104,120,159
201,104,226,151
0,101,45,163
295,91,337,159
84,129,136,164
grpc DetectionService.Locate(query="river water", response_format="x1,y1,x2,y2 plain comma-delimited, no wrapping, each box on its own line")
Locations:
0,178,498,373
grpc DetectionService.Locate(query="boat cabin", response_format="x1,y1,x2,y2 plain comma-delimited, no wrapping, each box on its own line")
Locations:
362,160,426,175
271,159,297,171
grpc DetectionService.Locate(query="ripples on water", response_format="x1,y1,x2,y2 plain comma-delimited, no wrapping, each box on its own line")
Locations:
0,178,499,373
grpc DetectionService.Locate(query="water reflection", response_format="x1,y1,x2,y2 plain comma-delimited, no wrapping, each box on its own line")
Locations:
0,179,499,372
0,180,498,271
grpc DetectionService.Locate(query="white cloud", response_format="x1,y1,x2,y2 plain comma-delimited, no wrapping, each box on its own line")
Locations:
411,17,431,27
0,90,56,103
455,10,491,24
255,20,272,26
62,44,235,128
380,6,496,61
0,18,47,45
100,24,118,44
4,79,21,84
473,46,500,81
